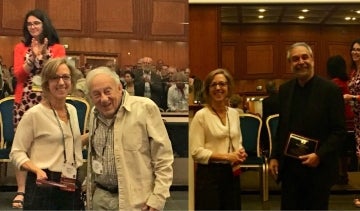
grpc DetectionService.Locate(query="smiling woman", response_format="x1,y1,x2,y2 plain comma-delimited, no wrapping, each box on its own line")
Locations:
10,57,85,210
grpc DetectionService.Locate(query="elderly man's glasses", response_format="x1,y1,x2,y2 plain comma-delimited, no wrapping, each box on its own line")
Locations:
50,75,71,82
351,48,360,53
26,21,42,28
210,81,228,88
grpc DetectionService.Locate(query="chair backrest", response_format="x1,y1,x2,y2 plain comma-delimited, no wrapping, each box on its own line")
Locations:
165,122,188,157
66,96,90,134
266,114,279,157
0,96,14,149
239,113,262,157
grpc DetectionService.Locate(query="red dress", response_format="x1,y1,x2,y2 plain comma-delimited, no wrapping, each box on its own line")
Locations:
13,43,65,129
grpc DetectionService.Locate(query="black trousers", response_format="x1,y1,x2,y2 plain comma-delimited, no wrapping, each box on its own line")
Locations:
280,159,331,210
195,163,241,210
24,169,84,210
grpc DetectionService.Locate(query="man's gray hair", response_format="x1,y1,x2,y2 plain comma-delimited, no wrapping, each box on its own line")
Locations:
286,42,313,61
86,66,121,90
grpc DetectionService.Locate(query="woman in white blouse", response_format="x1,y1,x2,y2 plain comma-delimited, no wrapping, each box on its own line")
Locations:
190,68,247,210
10,58,84,210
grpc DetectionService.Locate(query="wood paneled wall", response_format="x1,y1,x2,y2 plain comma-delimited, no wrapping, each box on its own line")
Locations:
189,5,219,79
189,4,360,93
0,0,188,69
0,36,188,69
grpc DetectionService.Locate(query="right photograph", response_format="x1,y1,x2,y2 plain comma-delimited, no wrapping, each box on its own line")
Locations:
188,1,360,210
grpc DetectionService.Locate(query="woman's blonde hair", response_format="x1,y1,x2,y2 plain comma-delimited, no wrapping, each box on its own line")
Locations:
41,57,79,95
202,68,234,104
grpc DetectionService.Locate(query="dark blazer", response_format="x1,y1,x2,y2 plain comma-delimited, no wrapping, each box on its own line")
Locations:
271,75,346,186
134,70,163,108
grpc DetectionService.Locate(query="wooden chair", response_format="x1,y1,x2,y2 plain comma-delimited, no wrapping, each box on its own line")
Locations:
239,113,268,201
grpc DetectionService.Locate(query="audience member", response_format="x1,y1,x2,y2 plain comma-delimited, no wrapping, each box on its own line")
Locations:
327,55,354,185
344,38,360,207
133,57,163,108
229,94,244,114
269,42,346,210
84,66,173,210
12,9,66,209
123,70,135,96
167,72,189,112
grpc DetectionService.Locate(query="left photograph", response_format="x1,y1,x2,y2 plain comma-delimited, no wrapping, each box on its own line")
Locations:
0,0,189,210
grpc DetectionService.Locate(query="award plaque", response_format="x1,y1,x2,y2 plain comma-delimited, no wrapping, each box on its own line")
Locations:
36,179,67,188
284,133,318,159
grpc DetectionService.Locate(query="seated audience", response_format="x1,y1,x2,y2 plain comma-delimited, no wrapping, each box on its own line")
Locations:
123,70,135,96
167,72,189,112
229,94,244,114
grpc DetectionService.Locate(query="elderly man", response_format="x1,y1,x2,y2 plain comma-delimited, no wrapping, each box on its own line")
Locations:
85,66,174,210
133,57,163,108
269,42,346,210
167,72,189,112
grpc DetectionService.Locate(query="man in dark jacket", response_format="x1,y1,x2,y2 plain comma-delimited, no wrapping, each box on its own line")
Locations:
269,42,346,210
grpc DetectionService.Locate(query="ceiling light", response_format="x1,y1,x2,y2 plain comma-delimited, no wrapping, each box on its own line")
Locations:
258,15,264,19
352,17,357,21
345,17,351,20
298,16,305,20
356,10,360,14
258,8,266,13
301,9,309,13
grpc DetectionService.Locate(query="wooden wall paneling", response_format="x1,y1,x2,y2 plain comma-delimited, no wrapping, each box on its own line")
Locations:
92,0,139,39
326,42,352,74
149,0,188,41
61,37,188,69
48,0,89,37
241,42,276,79
189,5,219,80
0,0,36,35
172,41,188,69
279,25,320,42
96,0,133,33
221,25,241,42
221,43,236,77
0,36,22,66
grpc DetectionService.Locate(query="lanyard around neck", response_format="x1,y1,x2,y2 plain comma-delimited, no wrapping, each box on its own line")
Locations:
49,102,76,165
211,106,233,153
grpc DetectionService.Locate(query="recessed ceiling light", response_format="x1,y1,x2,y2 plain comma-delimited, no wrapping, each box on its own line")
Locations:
298,16,305,20
356,10,360,14
352,17,357,21
345,17,351,20
258,8,266,13
302,9,309,13
258,15,264,19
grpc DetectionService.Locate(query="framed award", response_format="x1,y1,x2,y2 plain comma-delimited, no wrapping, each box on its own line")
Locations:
284,133,318,159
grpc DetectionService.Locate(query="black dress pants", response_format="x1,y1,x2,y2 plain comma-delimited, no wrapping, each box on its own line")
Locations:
195,163,241,210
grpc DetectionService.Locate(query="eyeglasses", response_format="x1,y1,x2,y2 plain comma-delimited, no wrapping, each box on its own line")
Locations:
290,54,311,63
26,21,42,28
352,48,360,53
50,75,71,82
210,81,228,88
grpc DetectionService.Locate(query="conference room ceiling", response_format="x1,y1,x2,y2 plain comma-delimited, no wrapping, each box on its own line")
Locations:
221,4,360,25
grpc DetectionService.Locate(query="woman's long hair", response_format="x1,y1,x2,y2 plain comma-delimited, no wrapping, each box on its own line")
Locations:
22,9,60,46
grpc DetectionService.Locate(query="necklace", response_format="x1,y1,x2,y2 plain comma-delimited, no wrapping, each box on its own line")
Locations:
211,106,233,153
211,106,227,125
